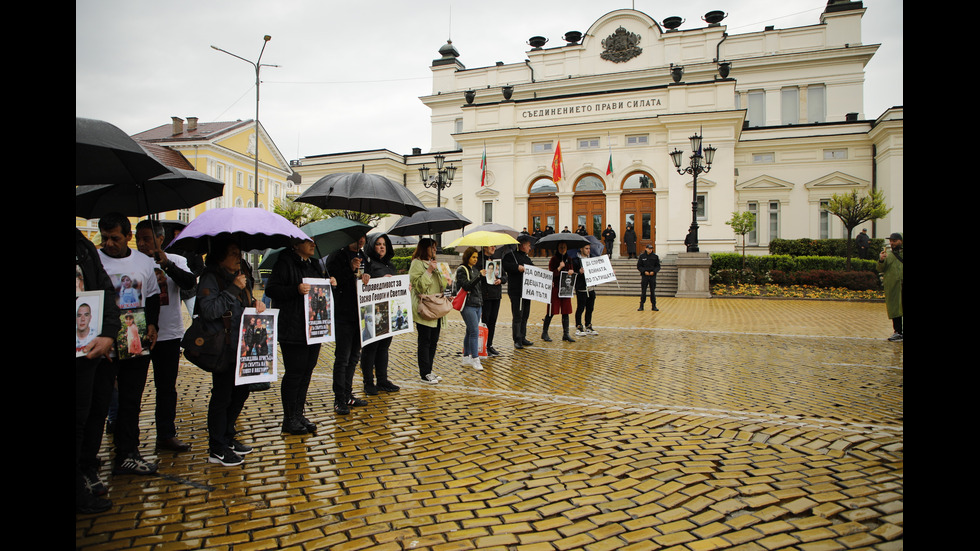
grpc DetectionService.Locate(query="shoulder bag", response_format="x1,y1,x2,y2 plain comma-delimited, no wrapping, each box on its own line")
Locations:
418,293,452,320
452,266,468,311
181,311,234,373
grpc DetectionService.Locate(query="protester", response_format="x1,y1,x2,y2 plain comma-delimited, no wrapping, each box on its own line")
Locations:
636,243,661,311
82,213,161,478
478,245,506,357
361,233,401,395
624,223,637,259
265,236,325,435
572,243,598,336
76,229,121,514
197,238,265,465
409,238,449,383
503,235,535,349
325,236,369,414
135,220,196,453
601,225,616,258
542,242,576,342
456,247,486,370
877,232,903,342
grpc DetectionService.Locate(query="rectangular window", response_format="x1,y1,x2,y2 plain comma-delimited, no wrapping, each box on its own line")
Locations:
747,91,765,127
483,201,493,224
248,174,254,191
824,149,847,160
808,85,826,123
532,142,553,153
696,195,706,220
752,152,775,163
592,214,603,237
747,202,759,246
532,216,541,233
178,209,190,223
578,138,600,149
769,201,779,240
259,178,265,193
819,200,830,239
641,213,651,241
781,87,799,125
626,134,648,146
236,172,243,188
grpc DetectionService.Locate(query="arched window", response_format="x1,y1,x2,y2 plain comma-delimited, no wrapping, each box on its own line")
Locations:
529,177,558,194
574,174,604,192
623,172,655,190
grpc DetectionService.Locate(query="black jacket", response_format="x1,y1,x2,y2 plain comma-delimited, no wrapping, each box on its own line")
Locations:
478,250,507,300
503,249,533,297
455,264,483,308
76,229,122,340
637,251,661,276
265,248,325,343
325,245,366,322
364,234,397,279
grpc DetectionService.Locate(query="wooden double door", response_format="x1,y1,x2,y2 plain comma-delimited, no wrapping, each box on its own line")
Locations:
620,190,656,254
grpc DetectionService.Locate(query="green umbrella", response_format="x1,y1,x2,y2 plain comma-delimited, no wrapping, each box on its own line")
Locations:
300,217,373,257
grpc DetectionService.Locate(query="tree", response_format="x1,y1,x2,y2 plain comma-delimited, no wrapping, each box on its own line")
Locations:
273,198,389,229
725,210,756,269
826,189,892,269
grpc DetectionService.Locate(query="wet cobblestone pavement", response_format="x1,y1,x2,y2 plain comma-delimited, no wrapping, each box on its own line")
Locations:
76,296,903,550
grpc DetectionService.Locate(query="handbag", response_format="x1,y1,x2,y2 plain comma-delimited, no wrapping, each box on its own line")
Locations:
417,293,452,320
181,312,234,373
452,266,469,311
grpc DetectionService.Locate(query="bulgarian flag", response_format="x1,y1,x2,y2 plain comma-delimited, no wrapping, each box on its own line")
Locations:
551,140,563,183
605,146,614,177
480,145,487,187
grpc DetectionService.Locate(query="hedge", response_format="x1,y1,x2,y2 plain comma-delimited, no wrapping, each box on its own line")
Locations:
710,252,881,290
769,237,884,259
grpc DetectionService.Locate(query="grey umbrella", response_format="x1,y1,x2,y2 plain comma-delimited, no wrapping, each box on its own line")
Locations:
387,207,471,236
462,223,519,238
535,232,590,249
295,172,426,216
76,117,170,187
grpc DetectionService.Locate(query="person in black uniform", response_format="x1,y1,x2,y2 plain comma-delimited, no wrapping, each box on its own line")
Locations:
636,243,661,311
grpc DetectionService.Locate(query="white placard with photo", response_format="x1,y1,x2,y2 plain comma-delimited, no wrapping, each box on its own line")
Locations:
303,278,335,344
235,308,279,386
357,274,414,346
76,291,105,357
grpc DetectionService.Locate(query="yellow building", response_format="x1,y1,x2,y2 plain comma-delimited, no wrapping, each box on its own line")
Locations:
77,116,293,242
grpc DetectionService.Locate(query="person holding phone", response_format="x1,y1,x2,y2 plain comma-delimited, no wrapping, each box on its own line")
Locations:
877,232,903,342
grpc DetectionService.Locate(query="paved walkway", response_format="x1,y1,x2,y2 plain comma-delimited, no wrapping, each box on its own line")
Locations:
76,296,903,550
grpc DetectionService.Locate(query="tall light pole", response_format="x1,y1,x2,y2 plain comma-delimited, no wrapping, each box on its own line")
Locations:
211,35,278,210
418,154,457,248
669,131,716,253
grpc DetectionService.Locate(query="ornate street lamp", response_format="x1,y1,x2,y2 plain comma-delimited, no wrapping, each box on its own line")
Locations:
669,132,716,252
418,154,457,247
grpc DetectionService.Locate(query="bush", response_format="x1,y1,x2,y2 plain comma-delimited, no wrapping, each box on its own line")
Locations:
770,237,884,259
768,269,881,291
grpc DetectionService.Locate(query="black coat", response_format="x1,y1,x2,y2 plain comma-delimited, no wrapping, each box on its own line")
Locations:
265,249,325,343
502,249,533,297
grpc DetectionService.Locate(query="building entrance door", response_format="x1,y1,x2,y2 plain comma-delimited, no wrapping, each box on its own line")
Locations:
620,191,656,253
573,192,606,238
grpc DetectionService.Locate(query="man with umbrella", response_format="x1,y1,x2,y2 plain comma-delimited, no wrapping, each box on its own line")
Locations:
136,220,196,453
503,234,536,349
325,236,369,415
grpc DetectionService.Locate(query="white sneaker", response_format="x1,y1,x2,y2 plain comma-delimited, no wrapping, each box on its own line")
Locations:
422,373,440,384
575,325,589,336
587,325,598,335
471,357,484,371
461,356,473,367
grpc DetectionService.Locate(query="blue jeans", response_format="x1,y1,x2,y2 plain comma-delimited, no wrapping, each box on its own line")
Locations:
461,305,482,358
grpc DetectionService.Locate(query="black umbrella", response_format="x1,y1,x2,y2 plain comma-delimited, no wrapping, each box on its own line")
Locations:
76,117,170,187
295,172,426,216
75,165,224,218
535,232,590,249
387,207,471,236
567,235,604,258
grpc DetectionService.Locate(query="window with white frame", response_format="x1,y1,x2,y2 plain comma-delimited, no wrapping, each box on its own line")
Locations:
236,171,243,188
483,201,493,224
626,134,648,146
747,90,765,127
578,137,599,149
769,201,780,240
819,200,831,239
532,142,553,153
824,149,847,160
696,194,707,220
781,87,799,125
753,152,775,164
808,85,826,123
248,174,254,191
747,202,759,246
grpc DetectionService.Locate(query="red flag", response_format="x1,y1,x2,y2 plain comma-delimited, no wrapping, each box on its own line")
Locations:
551,141,563,183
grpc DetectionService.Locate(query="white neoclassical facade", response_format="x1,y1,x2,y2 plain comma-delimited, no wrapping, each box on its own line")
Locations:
293,1,902,257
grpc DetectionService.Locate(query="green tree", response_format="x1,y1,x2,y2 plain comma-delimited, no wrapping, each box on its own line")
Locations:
725,210,756,269
273,197,329,227
826,189,892,269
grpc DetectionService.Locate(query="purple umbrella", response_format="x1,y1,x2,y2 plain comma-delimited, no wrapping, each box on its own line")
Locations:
165,207,309,254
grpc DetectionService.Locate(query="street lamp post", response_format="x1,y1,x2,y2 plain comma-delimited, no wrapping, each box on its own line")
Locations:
418,154,457,247
669,132,716,252
211,35,278,210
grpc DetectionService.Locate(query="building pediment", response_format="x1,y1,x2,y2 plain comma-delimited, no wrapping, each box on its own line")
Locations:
736,175,795,192
803,171,870,191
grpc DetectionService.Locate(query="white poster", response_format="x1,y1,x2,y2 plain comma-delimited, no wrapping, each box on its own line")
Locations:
76,291,105,357
303,278,335,344
521,265,553,304
357,274,414,346
582,255,618,287
235,307,279,386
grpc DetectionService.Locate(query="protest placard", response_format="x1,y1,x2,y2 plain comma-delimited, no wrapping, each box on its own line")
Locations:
235,308,279,386
521,265,553,304
357,274,414,346
76,291,104,357
582,255,618,287
303,278,334,344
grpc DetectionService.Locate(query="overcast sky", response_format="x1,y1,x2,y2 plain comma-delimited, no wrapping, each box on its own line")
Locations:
76,0,902,162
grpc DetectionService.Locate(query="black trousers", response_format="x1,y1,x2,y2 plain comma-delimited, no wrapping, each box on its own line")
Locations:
361,337,392,386
208,367,250,451
281,342,321,416
80,355,151,467
77,356,100,499
509,292,531,343
575,290,596,327
150,339,181,440
481,298,501,348
640,275,657,307
333,318,361,403
417,320,441,379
